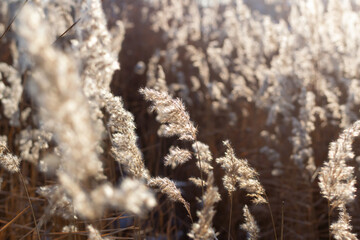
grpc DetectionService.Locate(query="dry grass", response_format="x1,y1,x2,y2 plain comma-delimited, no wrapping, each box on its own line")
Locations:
0,0,360,239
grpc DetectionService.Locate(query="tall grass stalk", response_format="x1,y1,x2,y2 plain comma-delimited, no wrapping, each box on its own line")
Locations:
19,172,41,240
228,193,233,240
265,193,277,240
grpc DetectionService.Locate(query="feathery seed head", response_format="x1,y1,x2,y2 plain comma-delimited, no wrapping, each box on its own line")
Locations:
192,141,213,174
140,88,197,141
216,140,267,203
164,146,192,169
189,173,220,240
241,205,260,240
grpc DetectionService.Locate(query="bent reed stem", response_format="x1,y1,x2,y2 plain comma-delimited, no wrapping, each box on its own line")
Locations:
265,193,277,240
19,172,41,240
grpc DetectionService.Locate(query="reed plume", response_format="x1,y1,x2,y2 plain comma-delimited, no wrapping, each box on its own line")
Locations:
16,3,155,221
188,173,220,240
241,205,260,240
0,139,20,173
140,87,197,141
216,140,266,204
148,177,192,220
101,90,150,180
319,120,360,239
192,141,213,175
164,146,192,169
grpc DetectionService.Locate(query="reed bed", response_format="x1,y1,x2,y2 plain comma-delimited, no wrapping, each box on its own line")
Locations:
0,0,360,239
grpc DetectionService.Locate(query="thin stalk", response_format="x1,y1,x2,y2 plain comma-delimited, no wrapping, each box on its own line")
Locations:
0,0,28,40
265,193,277,240
52,18,81,45
328,200,331,240
0,206,29,232
228,193,233,240
281,201,284,240
19,172,41,240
